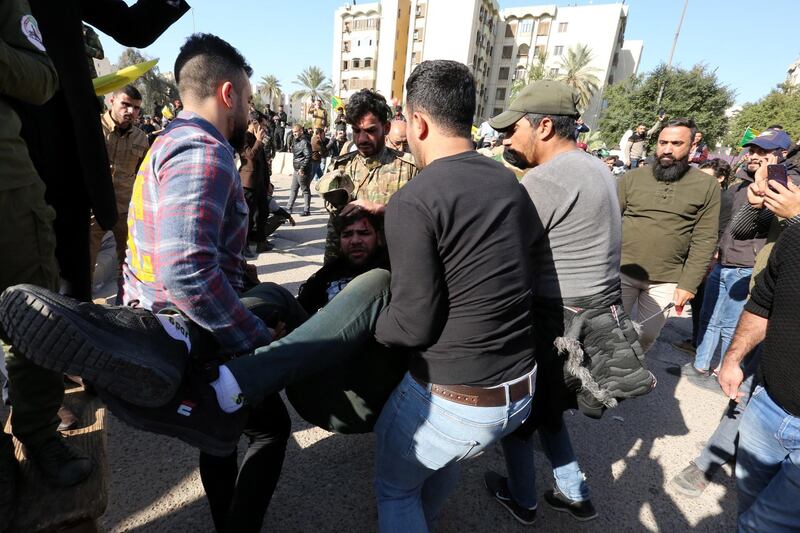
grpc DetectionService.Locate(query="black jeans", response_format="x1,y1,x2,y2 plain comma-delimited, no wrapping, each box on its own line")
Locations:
287,170,311,213
198,282,308,533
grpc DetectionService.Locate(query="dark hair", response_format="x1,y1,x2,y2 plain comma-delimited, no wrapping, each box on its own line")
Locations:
174,33,252,99
660,117,697,141
405,60,475,137
114,84,142,101
767,124,784,130
524,113,577,140
333,210,383,234
699,158,731,184
344,89,392,125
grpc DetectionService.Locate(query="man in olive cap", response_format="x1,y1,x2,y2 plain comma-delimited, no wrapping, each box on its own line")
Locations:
482,80,653,524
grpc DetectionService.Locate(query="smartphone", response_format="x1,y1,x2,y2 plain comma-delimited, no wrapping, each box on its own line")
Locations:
768,164,789,191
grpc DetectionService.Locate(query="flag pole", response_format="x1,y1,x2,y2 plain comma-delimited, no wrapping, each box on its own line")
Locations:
655,0,689,111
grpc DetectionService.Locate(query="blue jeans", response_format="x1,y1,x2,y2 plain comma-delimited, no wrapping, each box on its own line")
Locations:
501,419,589,508
693,265,752,371
374,370,534,532
311,161,323,181
735,385,800,532
694,348,761,474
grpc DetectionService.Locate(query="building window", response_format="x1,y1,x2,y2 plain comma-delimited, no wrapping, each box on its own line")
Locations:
342,60,349,70
364,57,372,68
357,40,361,46
411,51,421,65
493,107,503,116
352,58,361,69
514,65,525,80
501,45,513,59
538,20,550,35
558,22,568,32
413,29,421,41
416,3,426,17
498,67,510,80
549,67,559,76
505,23,515,38
343,22,351,33
533,45,546,57
517,44,529,57
342,41,351,52
520,19,533,33
369,39,373,46
495,88,506,100
553,45,563,56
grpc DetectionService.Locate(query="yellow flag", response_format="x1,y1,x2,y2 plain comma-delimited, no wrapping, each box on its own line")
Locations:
92,58,159,96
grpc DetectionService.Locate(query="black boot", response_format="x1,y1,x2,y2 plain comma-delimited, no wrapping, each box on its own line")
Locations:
24,435,92,487
0,284,189,407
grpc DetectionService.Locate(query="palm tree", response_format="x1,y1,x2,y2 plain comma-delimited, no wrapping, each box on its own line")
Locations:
557,44,601,111
291,66,333,105
510,53,551,99
257,74,282,107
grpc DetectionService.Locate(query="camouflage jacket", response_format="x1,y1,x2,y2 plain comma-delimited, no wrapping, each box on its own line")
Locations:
323,146,417,262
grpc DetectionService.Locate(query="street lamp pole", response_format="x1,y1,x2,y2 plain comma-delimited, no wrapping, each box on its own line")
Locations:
655,0,689,110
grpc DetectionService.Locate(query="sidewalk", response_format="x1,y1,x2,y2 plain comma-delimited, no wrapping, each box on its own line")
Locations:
99,172,736,532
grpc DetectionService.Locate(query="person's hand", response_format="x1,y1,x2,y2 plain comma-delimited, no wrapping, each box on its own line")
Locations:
268,321,287,341
718,358,745,402
763,179,800,219
298,169,305,177
340,199,386,217
672,288,694,315
753,153,778,190
747,181,766,209
255,125,266,143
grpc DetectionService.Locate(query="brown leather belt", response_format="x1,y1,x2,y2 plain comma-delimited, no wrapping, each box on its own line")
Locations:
412,374,533,407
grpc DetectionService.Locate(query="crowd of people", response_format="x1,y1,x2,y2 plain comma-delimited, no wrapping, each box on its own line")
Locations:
2,2,800,533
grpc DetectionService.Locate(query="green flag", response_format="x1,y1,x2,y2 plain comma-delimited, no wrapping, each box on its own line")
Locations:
332,95,344,111
738,127,757,147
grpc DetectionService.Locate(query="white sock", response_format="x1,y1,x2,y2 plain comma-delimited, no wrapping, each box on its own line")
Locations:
155,312,192,352
210,365,245,413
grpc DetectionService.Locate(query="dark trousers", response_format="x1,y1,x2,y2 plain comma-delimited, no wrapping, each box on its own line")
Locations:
199,394,290,533
287,170,311,213
243,187,268,244
198,282,308,532
1,181,64,447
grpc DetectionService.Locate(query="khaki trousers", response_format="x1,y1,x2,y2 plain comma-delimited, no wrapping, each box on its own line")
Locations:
620,272,691,353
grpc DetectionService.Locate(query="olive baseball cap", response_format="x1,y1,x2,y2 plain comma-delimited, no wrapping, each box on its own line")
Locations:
315,170,354,209
489,80,580,130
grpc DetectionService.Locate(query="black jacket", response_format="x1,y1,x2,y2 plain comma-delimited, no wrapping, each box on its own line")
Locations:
717,169,767,268
292,135,312,171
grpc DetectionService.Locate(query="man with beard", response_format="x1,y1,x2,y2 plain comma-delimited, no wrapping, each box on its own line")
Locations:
89,85,149,292
320,88,417,263
618,118,720,353
116,34,302,532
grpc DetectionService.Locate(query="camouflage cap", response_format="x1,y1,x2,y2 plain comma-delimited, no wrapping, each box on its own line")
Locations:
316,170,355,209
489,80,580,131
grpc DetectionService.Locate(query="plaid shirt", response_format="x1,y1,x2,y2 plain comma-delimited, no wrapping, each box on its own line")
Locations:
122,111,271,355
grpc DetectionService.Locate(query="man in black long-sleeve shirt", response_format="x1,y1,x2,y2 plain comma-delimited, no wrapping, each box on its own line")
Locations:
718,224,800,532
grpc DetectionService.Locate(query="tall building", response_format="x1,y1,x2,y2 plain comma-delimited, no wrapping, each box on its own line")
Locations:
331,1,642,126
485,3,640,127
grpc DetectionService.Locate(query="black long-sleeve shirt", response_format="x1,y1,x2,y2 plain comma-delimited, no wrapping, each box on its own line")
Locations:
374,151,536,387
745,224,800,416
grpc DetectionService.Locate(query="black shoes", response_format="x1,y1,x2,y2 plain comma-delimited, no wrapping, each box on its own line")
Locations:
544,488,598,521
484,470,537,525
97,363,248,457
25,435,93,487
301,210,311,217
0,284,188,407
0,434,18,532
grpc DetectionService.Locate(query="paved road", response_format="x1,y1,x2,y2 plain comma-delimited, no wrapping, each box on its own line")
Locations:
96,173,736,532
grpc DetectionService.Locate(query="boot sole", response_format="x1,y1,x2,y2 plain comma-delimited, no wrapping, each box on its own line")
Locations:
0,286,179,407
99,390,239,457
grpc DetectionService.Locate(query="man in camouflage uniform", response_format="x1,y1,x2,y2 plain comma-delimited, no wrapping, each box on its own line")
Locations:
318,89,417,263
